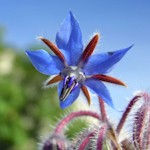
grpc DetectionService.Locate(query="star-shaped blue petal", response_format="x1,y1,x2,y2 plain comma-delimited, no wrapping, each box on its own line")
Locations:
25,50,64,75
26,11,133,109
83,45,133,75
56,11,83,66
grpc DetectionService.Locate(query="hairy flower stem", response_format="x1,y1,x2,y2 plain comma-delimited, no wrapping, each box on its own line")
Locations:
133,106,148,149
54,111,101,134
116,95,141,134
107,125,122,150
99,97,107,122
96,125,107,150
140,93,150,149
78,132,94,150
133,92,150,149
144,114,150,149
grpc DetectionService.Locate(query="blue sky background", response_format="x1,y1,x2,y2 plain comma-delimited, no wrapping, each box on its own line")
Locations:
0,0,150,115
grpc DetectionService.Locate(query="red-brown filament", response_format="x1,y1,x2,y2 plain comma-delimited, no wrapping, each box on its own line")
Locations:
39,37,65,62
92,74,126,86
81,86,91,105
46,75,63,85
81,34,99,63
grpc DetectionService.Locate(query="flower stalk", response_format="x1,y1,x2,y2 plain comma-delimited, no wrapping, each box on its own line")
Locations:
116,95,141,134
78,132,94,150
96,125,107,150
54,110,101,134
98,97,107,122
133,92,150,150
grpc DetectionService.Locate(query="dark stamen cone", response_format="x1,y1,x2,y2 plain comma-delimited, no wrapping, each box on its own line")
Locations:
81,86,91,105
92,74,126,87
38,37,66,62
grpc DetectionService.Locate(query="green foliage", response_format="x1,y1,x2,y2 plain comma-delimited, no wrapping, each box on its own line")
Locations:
0,30,86,150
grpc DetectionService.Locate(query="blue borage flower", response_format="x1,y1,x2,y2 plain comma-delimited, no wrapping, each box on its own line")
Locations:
26,11,133,109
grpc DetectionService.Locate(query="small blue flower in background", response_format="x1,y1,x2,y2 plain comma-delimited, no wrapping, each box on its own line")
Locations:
26,11,133,109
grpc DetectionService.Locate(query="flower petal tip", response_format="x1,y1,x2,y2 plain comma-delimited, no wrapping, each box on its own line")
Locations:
123,83,127,88
126,44,134,51
25,50,32,56
88,100,91,106
130,44,134,48
81,86,91,106
36,36,44,40
60,102,68,109
69,10,76,19
43,75,62,89
86,97,91,106
94,33,100,38
69,10,73,16
115,79,127,87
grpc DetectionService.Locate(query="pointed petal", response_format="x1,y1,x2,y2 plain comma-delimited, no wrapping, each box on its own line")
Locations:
79,34,99,64
45,74,62,85
38,37,66,63
58,81,80,109
81,86,91,105
43,75,62,88
26,50,64,75
83,45,133,75
56,11,83,65
92,74,126,86
85,78,115,108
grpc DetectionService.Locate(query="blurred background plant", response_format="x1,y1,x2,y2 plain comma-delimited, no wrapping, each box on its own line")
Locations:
0,28,87,150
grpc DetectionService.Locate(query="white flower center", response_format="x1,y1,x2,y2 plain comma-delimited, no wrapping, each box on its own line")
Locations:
60,66,85,84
